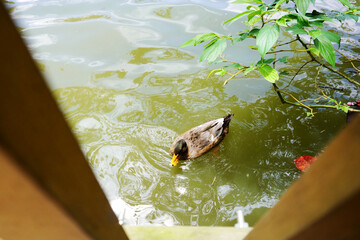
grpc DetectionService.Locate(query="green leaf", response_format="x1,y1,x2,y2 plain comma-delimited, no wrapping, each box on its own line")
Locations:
244,63,257,75
280,70,290,75
306,111,312,117
247,17,261,26
338,0,354,9
310,20,324,28
223,10,253,25
341,105,349,113
206,68,223,79
224,63,243,69
279,56,289,63
258,64,279,83
343,106,349,113
274,0,287,9
295,0,310,14
281,13,310,26
267,0,281,9
308,48,320,55
199,38,227,64
257,58,276,65
180,33,218,48
314,36,335,67
249,28,260,36
247,10,262,21
345,13,359,22
296,12,310,27
310,30,340,46
204,38,218,48
246,4,260,10
179,38,197,48
321,31,340,44
280,13,298,21
276,17,287,26
232,0,263,4
285,25,307,35
306,10,334,22
215,69,227,75
232,33,249,43
309,30,321,39
256,24,280,57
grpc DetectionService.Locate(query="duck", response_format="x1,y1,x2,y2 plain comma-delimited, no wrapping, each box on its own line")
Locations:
170,113,234,166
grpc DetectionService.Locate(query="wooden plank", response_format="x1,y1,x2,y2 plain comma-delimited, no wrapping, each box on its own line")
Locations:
245,115,360,240
124,226,252,240
290,190,360,240
0,3,128,240
0,148,91,240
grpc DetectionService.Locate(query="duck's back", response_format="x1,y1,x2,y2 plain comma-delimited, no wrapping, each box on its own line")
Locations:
171,114,233,159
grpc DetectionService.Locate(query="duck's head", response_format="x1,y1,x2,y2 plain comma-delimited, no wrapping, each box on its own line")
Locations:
171,139,188,166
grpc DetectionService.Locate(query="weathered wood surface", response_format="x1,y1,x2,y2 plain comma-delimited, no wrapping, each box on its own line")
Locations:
0,148,91,240
0,3,128,240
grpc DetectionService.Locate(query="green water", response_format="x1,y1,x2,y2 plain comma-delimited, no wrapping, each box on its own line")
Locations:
8,0,359,226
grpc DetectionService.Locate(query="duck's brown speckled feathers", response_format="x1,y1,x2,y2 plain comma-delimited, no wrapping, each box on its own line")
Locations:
170,113,233,160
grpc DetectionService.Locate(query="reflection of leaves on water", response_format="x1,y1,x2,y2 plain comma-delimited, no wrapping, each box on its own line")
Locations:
129,47,193,64
153,7,173,19
55,14,111,23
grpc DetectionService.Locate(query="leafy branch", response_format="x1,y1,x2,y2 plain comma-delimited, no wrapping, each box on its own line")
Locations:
180,0,360,116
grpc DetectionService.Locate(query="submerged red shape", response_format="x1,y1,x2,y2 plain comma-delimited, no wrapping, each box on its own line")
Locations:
294,155,317,171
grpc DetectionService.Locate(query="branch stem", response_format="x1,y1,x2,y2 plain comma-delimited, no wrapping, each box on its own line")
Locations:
335,48,360,72
296,36,360,86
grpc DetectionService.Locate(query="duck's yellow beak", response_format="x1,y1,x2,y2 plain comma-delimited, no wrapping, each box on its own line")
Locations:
171,154,179,166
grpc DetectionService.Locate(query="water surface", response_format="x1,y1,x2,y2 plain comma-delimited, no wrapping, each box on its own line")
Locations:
7,0,359,226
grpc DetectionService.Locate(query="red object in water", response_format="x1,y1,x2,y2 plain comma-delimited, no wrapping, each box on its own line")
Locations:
347,100,360,106
294,155,317,171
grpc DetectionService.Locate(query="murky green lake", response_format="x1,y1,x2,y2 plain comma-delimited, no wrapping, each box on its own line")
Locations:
7,0,359,226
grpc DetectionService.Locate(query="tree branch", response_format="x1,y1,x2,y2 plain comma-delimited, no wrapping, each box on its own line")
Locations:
273,83,285,103
296,35,360,86
266,49,307,54
223,69,245,85
284,60,313,88
272,82,351,117
335,49,360,72
274,39,298,47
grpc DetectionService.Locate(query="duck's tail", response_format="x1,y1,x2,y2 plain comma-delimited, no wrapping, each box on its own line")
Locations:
223,113,234,128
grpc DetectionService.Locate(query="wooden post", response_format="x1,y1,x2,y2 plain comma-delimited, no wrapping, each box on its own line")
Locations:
0,147,91,240
0,3,128,240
